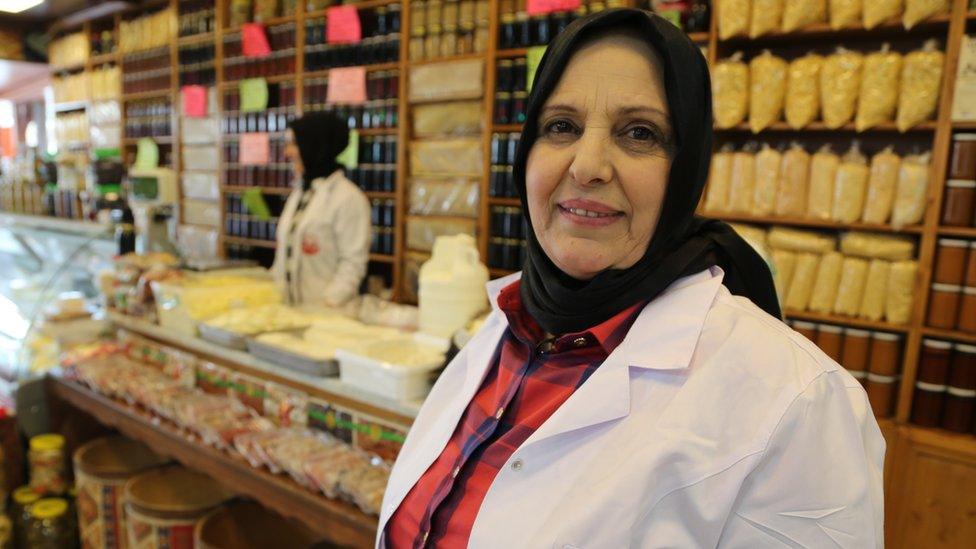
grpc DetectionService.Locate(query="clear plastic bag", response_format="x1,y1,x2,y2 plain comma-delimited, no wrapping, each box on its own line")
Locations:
406,216,477,252
785,252,821,311
840,232,916,260
409,139,483,176
856,45,903,131
831,142,869,223
768,227,837,253
728,146,757,214
821,47,864,128
891,151,931,229
863,0,903,29
409,177,480,218
718,0,751,39
412,101,483,137
704,145,735,213
861,147,901,224
753,144,782,215
749,51,789,133
750,0,784,37
782,0,827,32
408,58,484,103
903,0,948,29
785,54,822,129
806,145,840,220
886,260,918,324
713,53,750,129
809,251,844,313
897,40,944,131
833,257,869,316
775,143,811,217
859,259,891,320
830,0,862,29
771,249,798,302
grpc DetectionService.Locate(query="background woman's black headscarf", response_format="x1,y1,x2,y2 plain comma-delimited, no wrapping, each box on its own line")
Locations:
288,111,350,190
516,8,781,336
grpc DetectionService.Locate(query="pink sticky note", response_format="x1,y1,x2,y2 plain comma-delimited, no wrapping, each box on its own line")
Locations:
240,133,270,165
181,85,207,117
326,5,362,44
326,66,367,105
527,0,581,16
242,23,271,57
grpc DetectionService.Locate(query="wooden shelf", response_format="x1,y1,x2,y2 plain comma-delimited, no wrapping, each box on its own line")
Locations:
489,267,516,278
225,15,296,32
89,52,118,66
369,253,396,264
123,136,172,144
901,422,976,456
920,327,976,344
496,48,528,59
222,186,293,195
489,197,521,206
493,123,523,133
51,61,87,73
937,226,976,238
47,377,377,548
409,53,484,66
223,236,277,249
222,74,296,88
366,191,396,199
54,101,88,113
952,120,976,130
784,309,911,333
305,0,401,19
302,62,399,80
357,127,398,136
178,32,215,46
122,89,172,101
716,121,938,132
717,12,952,44
713,212,924,234
687,32,710,43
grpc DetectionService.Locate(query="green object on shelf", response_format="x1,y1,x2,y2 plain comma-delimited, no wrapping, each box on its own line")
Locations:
240,77,269,113
336,129,359,169
93,148,121,160
527,46,547,91
134,138,159,169
241,188,271,221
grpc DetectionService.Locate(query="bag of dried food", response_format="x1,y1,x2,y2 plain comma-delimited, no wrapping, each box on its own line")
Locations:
886,260,918,324
859,259,892,321
750,50,789,133
718,0,751,39
750,0,784,37
713,53,750,129
771,249,798,302
891,151,931,228
903,0,948,29
809,251,844,313
861,147,901,224
785,53,822,129
753,144,782,215
807,145,840,220
856,44,903,131
768,226,837,253
729,144,758,213
863,0,903,29
840,232,915,260
897,40,944,132
785,252,822,311
704,144,735,213
831,142,869,223
821,47,863,128
775,142,811,217
833,256,869,316
782,0,827,32
830,0,862,29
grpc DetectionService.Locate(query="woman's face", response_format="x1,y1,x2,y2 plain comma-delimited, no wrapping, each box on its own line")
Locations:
284,128,303,175
526,34,674,280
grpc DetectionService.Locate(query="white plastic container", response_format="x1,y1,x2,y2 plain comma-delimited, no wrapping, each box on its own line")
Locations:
418,234,489,338
336,337,445,401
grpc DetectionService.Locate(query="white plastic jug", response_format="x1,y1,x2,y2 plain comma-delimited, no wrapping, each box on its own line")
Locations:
419,234,489,338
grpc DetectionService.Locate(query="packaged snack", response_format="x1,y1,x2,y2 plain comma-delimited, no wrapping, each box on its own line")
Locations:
859,259,892,320
861,147,901,224
863,0,903,29
891,151,931,228
821,48,864,128
785,54,822,129
729,145,757,213
704,144,735,213
768,227,837,253
749,51,789,133
806,145,840,220
713,53,750,129
856,45,903,131
750,0,784,37
753,144,782,215
829,0,861,29
886,260,918,324
833,257,869,316
897,40,944,131
831,142,870,223
718,0,751,39
772,249,798,302
808,251,844,313
903,0,948,29
782,0,827,32
840,232,915,260
775,143,811,217
785,252,822,311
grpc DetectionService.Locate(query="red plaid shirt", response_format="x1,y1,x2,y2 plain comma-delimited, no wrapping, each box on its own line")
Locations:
385,280,646,548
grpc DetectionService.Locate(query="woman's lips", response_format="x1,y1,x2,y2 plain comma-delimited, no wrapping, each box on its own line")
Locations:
556,199,624,227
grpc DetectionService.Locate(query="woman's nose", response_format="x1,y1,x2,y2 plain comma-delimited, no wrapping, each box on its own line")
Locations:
568,131,613,187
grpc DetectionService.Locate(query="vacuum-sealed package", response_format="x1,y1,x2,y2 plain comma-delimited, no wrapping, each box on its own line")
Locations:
785,252,822,311
713,53,750,129
775,143,811,217
861,147,901,224
886,260,918,324
704,144,735,213
863,0,902,29
782,0,827,32
891,151,931,228
409,177,480,218
833,257,869,316
809,251,844,313
772,249,798,302
903,0,948,29
807,145,840,220
729,145,758,213
859,259,892,321
821,47,864,128
753,144,783,215
897,40,944,131
768,226,837,253
718,0,751,39
856,45,903,131
831,142,870,223
785,54,823,129
412,101,483,137
750,51,789,133
840,232,916,260
750,0,784,37
830,0,862,29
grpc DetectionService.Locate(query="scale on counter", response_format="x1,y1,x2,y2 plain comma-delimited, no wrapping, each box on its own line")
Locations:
127,166,179,255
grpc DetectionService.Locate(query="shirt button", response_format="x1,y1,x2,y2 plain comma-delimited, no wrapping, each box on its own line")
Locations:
495,407,505,419
511,458,524,471
573,337,587,347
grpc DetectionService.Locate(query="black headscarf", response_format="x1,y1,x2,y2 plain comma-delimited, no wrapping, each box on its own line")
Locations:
516,9,781,336
288,111,350,190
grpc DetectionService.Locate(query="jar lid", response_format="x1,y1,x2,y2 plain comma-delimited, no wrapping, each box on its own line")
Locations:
963,287,976,295
947,386,976,398
931,282,963,292
946,179,976,188
938,238,970,247
867,373,899,383
953,343,976,354
30,434,65,452
872,331,902,342
848,369,868,379
792,320,817,330
12,487,41,505
923,338,953,349
915,381,948,392
818,324,844,334
428,24,443,32
498,59,513,66
31,499,68,520
953,133,976,141
844,328,871,337
496,92,512,98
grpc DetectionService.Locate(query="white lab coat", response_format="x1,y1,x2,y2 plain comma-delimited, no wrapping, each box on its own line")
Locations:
271,170,370,306
378,267,885,548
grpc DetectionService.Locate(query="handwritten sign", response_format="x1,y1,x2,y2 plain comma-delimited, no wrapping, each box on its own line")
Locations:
336,129,359,169
242,23,271,57
326,5,362,44
240,78,269,112
181,85,207,117
527,0,581,16
527,46,547,91
326,66,367,105
240,132,270,166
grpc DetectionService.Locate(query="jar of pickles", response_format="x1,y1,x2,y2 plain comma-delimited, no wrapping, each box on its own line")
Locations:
27,498,75,549
11,486,40,549
28,434,67,496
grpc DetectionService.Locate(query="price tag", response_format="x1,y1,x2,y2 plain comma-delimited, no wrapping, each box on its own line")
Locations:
326,66,367,105
240,132,270,166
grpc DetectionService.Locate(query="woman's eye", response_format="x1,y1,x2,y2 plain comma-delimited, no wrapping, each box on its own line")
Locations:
626,126,655,141
544,120,576,134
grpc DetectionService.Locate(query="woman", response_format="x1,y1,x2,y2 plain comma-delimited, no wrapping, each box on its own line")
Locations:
271,111,371,307
378,9,884,548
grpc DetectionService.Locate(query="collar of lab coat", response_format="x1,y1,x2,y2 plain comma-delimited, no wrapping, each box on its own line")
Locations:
308,168,344,191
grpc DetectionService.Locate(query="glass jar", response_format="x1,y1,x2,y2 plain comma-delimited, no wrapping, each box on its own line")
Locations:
928,283,963,329
934,238,969,284
28,434,67,496
27,498,73,549
425,25,442,59
460,23,476,54
11,486,41,549
815,324,843,362
495,92,513,125
426,0,444,28
515,12,530,47
499,14,516,49
941,179,976,226
443,0,460,27
868,332,902,377
474,23,489,53
949,133,976,180
409,28,425,61
441,25,459,57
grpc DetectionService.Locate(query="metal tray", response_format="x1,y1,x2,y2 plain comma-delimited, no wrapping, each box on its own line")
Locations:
246,332,339,377
198,323,250,350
